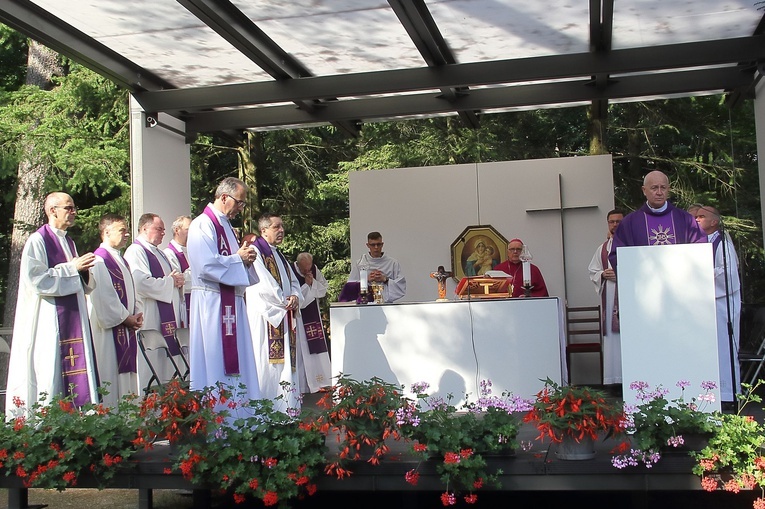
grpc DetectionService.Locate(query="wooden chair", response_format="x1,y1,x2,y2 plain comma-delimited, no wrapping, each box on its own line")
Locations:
565,306,604,385
137,329,186,395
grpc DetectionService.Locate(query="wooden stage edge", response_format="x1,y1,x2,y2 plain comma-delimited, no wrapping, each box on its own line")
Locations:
0,424,719,509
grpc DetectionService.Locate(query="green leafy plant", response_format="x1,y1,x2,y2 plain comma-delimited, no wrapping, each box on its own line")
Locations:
523,378,626,444
398,380,530,505
693,380,765,508
613,380,718,468
311,374,408,479
170,382,326,508
1,389,141,489
134,378,219,449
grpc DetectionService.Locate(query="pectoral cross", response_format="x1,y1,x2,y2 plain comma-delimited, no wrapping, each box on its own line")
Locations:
65,347,79,368
223,306,236,336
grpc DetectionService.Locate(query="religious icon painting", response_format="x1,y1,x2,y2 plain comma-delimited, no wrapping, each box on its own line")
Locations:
450,225,509,281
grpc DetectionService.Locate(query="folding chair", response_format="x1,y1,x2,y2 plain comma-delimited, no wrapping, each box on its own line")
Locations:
0,327,11,402
565,305,604,386
137,329,186,395
174,327,190,380
739,304,765,387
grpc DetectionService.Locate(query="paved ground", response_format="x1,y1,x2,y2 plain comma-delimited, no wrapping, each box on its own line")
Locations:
0,489,193,509
3,487,763,509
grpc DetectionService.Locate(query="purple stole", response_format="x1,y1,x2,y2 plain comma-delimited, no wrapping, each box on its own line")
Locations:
254,236,296,369
338,281,363,303
136,241,181,356
94,247,137,373
201,206,240,375
643,213,679,245
293,262,329,355
600,240,619,334
167,242,191,327
38,225,94,407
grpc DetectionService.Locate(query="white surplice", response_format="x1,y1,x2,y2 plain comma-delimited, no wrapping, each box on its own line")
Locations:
588,238,622,385
293,261,332,393
5,228,99,418
710,231,742,402
187,205,261,416
124,237,185,391
87,243,142,408
348,253,406,302
246,242,303,412
163,239,191,328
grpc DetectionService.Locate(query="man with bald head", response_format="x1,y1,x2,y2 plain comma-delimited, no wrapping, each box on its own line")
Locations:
609,170,706,269
6,192,99,417
695,205,741,407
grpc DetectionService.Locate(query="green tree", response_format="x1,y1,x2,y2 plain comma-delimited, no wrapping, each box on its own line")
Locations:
608,97,762,303
0,47,130,325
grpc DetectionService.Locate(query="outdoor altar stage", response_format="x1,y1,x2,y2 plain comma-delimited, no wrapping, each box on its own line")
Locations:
2,412,759,509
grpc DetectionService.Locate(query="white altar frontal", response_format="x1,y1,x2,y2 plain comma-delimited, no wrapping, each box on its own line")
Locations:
329,297,564,403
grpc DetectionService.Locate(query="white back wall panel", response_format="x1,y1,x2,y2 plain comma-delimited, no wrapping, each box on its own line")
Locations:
348,155,614,307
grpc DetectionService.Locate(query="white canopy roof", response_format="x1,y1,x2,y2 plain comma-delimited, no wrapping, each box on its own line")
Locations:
1,0,763,135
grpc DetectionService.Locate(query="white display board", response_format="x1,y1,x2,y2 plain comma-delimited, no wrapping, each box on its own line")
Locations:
329,298,563,403
617,244,721,411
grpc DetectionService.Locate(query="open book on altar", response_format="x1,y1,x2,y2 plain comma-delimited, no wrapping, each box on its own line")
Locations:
455,276,513,299
484,270,512,278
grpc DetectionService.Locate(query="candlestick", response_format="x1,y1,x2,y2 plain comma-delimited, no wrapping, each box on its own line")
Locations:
359,268,368,291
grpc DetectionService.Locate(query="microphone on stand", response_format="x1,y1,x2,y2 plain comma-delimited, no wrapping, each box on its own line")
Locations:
711,209,738,407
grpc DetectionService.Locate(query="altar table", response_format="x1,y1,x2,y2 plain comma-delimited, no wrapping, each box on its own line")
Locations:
329,297,564,402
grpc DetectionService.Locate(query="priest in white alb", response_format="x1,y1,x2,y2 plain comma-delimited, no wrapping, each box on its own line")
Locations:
88,213,144,407
187,177,261,414
588,208,625,387
6,192,99,418
292,252,331,393
245,213,304,411
342,231,406,303
164,215,192,328
124,213,186,390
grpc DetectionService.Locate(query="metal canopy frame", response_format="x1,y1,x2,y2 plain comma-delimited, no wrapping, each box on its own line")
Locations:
0,0,763,136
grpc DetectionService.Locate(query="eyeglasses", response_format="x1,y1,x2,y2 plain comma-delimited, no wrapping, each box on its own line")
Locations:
225,195,246,208
54,205,77,213
368,242,384,247
508,247,523,252
607,220,622,224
